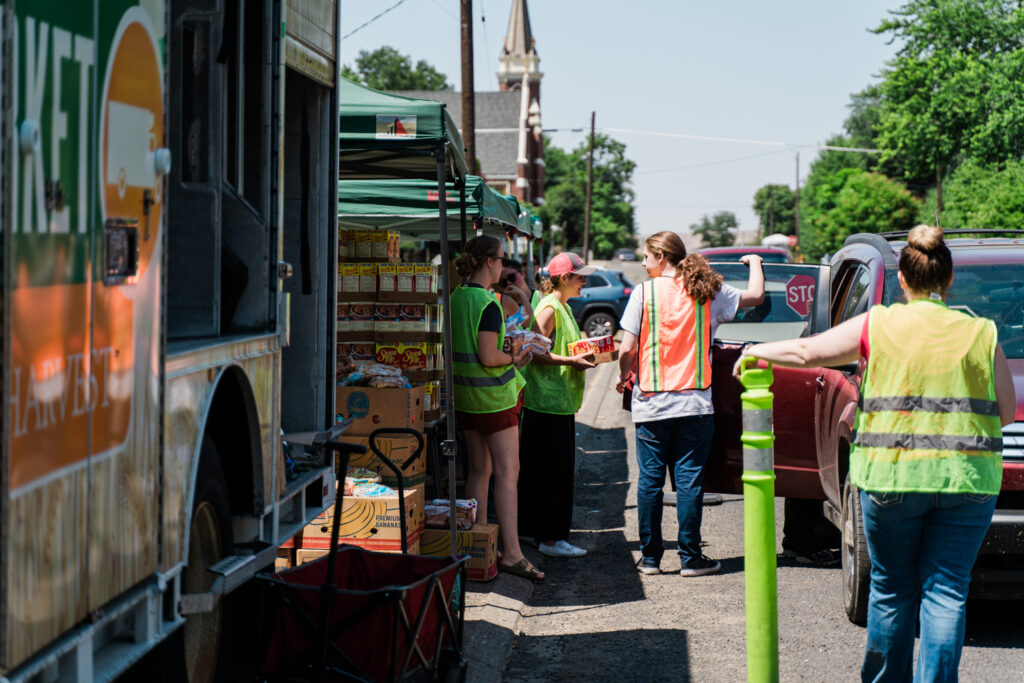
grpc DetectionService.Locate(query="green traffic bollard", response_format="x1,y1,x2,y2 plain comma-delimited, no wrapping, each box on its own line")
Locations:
737,355,779,683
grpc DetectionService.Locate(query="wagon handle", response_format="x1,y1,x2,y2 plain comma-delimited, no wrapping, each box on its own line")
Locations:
368,428,425,554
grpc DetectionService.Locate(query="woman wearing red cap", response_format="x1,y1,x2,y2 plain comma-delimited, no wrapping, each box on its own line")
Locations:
519,252,599,558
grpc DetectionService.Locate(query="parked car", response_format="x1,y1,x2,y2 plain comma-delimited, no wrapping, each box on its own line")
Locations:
698,246,792,263
615,248,638,261
536,267,633,337
703,231,1024,625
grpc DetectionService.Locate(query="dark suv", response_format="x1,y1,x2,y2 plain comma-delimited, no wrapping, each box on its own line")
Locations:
566,268,634,338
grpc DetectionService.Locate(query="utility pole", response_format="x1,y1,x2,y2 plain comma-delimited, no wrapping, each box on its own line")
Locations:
794,152,800,242
460,0,476,174
583,111,595,263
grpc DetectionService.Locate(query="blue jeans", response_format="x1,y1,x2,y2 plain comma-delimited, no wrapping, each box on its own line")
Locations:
860,490,996,683
635,414,714,564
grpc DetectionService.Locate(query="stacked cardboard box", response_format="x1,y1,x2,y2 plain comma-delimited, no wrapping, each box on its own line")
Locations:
336,227,445,417
419,524,499,582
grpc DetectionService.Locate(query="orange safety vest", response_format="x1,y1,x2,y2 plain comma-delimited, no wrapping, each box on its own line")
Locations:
638,277,712,392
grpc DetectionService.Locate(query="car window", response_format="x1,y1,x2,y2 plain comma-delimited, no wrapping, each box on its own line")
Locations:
839,266,871,323
584,274,609,288
829,262,860,328
711,263,822,343
946,263,1024,359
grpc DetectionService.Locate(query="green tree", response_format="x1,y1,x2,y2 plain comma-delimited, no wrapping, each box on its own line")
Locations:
918,159,1024,230
872,1,1024,188
752,184,796,237
690,212,737,248
814,171,920,255
344,46,451,90
537,135,637,259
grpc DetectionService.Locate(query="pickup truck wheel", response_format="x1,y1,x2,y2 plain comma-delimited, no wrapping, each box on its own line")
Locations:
841,474,870,626
582,311,617,338
183,437,233,683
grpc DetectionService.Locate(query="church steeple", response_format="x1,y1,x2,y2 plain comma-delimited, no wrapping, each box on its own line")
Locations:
497,0,542,91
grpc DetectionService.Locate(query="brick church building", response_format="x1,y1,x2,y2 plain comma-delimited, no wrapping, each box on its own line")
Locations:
394,0,544,205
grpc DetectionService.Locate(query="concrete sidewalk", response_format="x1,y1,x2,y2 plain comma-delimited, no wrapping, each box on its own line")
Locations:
461,360,622,682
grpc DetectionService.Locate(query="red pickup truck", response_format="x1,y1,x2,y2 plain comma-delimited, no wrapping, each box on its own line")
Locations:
703,232,1024,625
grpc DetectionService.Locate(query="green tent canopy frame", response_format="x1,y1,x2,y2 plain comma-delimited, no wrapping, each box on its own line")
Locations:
337,176,518,240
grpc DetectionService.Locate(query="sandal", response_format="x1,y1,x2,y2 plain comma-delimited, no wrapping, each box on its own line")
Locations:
499,557,545,582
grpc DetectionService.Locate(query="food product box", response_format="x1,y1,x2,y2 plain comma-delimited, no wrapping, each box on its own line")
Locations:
356,230,373,258
293,540,422,566
336,434,427,487
374,303,401,332
423,382,436,412
335,385,425,435
569,334,618,364
414,263,433,293
359,263,377,293
388,231,400,262
372,230,390,259
274,548,293,572
298,488,424,553
336,303,351,332
374,341,401,368
418,523,499,582
339,263,360,293
398,342,428,371
348,342,376,363
349,303,375,333
378,263,397,293
397,264,415,293
399,303,426,332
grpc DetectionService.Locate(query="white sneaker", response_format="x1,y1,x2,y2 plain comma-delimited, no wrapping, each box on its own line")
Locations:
538,540,587,558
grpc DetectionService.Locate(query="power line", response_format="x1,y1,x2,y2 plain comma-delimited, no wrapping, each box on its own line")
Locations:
426,0,457,20
341,0,410,41
637,147,797,175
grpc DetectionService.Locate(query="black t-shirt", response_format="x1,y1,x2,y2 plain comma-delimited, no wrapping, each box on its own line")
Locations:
466,283,501,332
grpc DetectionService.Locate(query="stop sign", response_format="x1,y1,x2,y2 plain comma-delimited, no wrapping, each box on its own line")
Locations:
785,274,816,317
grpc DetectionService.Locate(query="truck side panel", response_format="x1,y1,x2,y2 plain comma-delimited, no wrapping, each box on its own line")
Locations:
5,0,166,669
5,4,94,668
88,0,163,615
163,336,280,572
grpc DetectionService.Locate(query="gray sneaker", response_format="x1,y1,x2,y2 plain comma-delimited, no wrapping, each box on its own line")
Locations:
679,554,721,577
636,557,661,575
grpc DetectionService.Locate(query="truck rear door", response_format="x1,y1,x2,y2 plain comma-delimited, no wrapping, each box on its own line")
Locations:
703,261,830,498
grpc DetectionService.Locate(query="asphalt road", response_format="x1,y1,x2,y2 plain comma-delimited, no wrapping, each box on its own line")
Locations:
493,349,1024,682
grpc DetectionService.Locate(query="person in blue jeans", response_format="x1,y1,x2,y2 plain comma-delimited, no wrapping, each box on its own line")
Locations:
740,225,1016,681
616,232,763,576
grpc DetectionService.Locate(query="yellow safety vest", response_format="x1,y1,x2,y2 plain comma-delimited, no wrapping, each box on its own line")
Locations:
852,300,1003,494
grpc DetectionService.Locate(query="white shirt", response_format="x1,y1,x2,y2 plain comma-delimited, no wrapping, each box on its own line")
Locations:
619,280,741,423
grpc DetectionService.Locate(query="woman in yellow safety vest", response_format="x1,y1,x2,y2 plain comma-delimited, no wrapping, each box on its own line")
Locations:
738,225,1016,682
451,235,544,582
519,252,598,558
615,231,765,577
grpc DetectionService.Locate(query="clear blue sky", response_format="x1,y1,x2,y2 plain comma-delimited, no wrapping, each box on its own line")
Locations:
339,0,901,239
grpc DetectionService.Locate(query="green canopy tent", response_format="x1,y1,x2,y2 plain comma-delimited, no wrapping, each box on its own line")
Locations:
338,77,467,181
338,77,469,543
337,176,519,240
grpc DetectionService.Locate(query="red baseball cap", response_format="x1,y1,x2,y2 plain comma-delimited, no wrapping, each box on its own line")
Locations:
547,252,596,277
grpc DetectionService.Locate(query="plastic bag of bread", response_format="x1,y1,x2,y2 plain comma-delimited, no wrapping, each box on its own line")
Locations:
426,498,478,530
503,329,552,358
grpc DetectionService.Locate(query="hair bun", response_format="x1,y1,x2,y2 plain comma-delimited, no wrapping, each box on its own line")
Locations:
907,224,944,252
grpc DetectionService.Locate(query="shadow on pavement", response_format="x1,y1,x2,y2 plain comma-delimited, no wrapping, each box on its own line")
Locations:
504,628,691,682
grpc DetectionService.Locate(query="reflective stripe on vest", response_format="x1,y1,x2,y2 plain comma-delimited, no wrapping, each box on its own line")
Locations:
450,286,525,414
637,277,712,392
851,301,1003,495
